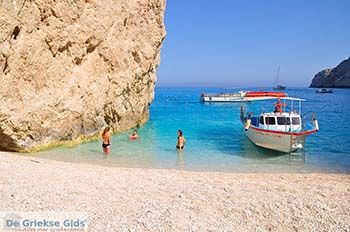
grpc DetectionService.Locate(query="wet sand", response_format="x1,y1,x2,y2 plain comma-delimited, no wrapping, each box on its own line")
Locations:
0,152,349,231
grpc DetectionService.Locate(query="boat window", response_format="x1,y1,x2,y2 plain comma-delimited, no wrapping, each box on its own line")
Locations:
259,116,264,125
292,117,301,125
265,117,276,125
277,117,291,125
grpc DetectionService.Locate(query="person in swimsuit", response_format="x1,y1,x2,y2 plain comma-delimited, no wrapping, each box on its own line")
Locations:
101,127,111,154
176,130,186,150
129,130,139,141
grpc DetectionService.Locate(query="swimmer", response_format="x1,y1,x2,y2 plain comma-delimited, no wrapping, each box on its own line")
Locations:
129,130,139,141
101,127,111,154
176,130,186,150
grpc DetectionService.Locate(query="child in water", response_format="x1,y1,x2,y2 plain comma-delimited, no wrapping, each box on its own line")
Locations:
101,127,111,154
176,130,186,150
129,130,139,141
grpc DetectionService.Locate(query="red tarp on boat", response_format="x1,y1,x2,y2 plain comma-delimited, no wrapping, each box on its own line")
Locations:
245,91,287,98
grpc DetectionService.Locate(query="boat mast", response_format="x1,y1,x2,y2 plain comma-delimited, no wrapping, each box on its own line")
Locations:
276,66,280,86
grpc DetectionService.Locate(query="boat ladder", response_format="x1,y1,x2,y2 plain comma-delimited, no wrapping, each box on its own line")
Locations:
289,134,306,162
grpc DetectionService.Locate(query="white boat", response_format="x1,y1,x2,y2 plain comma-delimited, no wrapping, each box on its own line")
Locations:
201,91,288,103
201,91,249,102
240,97,319,153
316,88,333,93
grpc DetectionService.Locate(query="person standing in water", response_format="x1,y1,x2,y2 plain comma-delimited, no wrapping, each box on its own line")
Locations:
102,127,111,154
176,130,186,150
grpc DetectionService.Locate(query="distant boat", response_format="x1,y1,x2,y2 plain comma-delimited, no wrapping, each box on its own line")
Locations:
316,88,333,93
200,91,287,102
273,66,286,90
273,85,286,90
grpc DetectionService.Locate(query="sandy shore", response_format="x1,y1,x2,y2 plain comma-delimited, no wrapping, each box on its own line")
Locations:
0,152,349,231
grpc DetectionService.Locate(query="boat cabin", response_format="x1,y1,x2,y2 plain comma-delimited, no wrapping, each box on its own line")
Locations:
250,112,302,132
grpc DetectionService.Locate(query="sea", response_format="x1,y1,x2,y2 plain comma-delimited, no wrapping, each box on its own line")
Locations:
35,87,350,173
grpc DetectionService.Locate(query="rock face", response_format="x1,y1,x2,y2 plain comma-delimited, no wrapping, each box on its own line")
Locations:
310,57,350,88
0,0,166,152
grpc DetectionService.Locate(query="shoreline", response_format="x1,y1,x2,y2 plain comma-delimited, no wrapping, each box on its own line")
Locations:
3,118,148,153
1,151,349,231
9,151,350,175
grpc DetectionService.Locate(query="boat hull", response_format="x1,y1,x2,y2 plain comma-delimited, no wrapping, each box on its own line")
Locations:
201,96,250,102
316,89,333,93
245,126,316,153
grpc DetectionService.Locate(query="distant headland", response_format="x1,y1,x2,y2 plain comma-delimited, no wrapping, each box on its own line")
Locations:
310,57,350,88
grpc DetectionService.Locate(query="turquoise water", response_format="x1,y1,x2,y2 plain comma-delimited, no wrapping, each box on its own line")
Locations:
36,87,350,173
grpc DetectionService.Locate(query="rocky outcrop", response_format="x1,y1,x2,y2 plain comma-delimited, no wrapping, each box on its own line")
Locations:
0,0,166,152
310,57,350,88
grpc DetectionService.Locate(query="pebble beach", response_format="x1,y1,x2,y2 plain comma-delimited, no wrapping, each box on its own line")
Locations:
0,152,349,231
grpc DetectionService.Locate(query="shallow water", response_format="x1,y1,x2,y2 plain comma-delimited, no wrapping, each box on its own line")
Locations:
35,87,350,173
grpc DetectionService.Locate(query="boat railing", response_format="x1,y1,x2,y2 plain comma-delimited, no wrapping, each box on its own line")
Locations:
301,112,319,132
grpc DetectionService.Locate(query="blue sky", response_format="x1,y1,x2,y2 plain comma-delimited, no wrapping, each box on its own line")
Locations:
157,0,350,87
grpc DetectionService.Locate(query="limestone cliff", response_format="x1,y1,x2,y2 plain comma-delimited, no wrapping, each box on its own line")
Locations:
0,0,166,151
310,57,350,88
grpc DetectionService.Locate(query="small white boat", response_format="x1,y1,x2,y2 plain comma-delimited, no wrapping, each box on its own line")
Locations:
240,97,319,153
316,88,333,93
201,91,249,102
